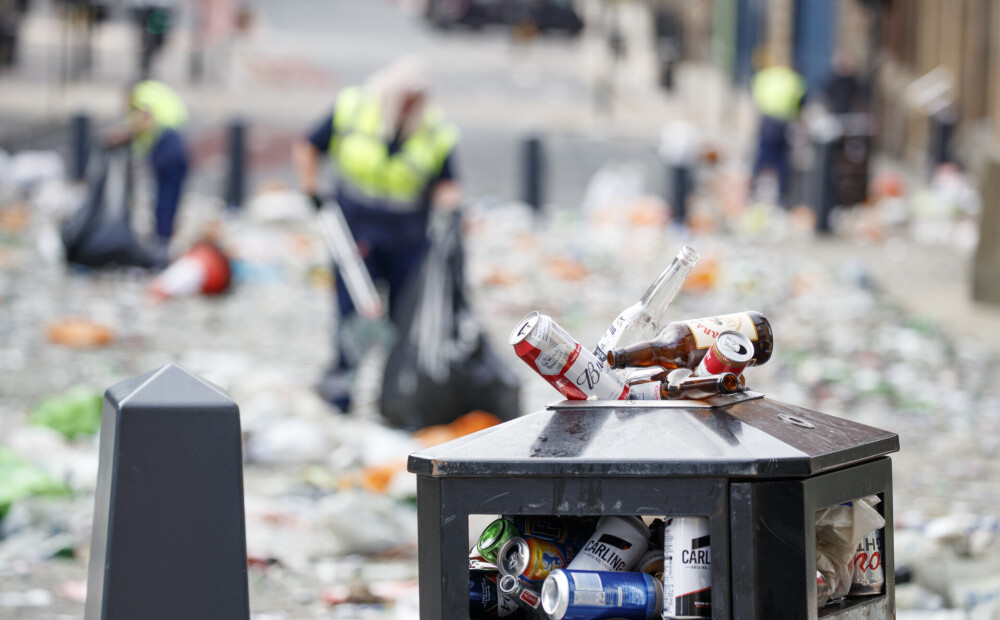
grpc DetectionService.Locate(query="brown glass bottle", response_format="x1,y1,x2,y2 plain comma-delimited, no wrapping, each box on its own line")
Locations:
607,310,773,371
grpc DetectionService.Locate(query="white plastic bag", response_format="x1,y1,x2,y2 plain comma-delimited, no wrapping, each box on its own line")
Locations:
815,495,886,604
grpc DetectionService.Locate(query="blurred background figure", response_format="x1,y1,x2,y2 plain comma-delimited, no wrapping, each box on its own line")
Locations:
129,0,176,79
292,56,461,413
750,59,806,206
106,79,189,260
823,51,866,116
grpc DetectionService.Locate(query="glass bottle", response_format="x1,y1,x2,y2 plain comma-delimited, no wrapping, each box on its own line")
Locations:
608,310,773,371
592,246,699,367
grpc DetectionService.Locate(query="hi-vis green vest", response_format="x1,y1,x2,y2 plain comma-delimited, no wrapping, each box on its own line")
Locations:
751,66,806,122
329,87,459,209
130,80,188,152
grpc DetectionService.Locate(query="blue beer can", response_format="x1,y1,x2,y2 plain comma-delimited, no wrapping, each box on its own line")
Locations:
540,569,663,620
469,569,519,618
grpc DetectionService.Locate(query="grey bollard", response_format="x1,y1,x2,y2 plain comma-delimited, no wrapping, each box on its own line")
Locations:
85,364,249,620
224,118,247,210
71,112,91,182
521,134,544,212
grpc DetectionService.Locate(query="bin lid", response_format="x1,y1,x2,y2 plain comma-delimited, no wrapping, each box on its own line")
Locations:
407,394,898,478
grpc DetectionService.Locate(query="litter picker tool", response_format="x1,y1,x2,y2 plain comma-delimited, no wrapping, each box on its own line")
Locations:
316,200,384,320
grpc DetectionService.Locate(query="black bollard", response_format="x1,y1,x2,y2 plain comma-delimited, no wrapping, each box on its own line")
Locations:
224,118,247,210
669,162,692,225
521,134,544,212
811,134,837,235
85,364,250,620
70,112,91,181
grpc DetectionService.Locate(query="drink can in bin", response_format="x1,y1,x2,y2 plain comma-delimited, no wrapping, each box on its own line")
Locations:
850,528,884,596
498,536,573,585
566,515,651,572
541,569,662,620
663,517,711,618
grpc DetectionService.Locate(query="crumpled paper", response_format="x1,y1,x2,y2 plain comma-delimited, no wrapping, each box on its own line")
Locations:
815,495,886,605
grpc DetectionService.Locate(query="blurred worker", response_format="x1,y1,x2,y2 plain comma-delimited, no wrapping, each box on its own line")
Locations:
293,56,462,412
750,61,806,206
823,52,866,116
107,79,189,258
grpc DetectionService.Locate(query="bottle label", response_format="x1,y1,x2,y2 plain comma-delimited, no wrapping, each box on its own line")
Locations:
627,382,662,401
593,304,645,363
684,312,758,349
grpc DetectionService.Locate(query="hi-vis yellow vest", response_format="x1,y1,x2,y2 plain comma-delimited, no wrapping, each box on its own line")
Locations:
329,87,459,209
751,66,806,122
130,80,188,152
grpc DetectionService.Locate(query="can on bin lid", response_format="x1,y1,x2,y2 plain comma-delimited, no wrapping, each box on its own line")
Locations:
695,329,754,377
510,311,629,401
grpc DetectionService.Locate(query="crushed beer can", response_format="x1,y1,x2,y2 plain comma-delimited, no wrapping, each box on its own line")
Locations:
850,528,884,596
510,312,629,401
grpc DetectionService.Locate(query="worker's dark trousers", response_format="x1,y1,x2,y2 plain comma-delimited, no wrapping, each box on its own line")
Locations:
150,128,189,244
319,240,429,412
752,115,791,205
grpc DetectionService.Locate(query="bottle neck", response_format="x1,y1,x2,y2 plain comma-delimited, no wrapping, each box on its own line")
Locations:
638,247,698,322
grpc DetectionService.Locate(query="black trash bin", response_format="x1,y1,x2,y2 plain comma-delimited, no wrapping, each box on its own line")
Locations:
408,393,898,619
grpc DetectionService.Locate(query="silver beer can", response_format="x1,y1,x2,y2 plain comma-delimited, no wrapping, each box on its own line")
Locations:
850,528,884,596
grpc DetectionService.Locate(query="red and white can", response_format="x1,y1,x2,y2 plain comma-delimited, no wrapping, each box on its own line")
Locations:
850,528,884,596
510,312,629,401
695,330,754,377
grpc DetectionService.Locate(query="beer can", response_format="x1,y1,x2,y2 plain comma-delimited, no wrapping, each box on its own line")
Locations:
469,569,519,618
510,312,629,401
498,573,543,615
511,515,596,553
541,569,663,620
694,329,754,377
635,549,664,580
498,536,573,585
566,516,651,572
477,518,521,565
850,528,885,596
663,517,711,618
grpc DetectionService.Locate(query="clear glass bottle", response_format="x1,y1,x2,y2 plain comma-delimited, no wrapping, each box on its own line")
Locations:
592,246,699,368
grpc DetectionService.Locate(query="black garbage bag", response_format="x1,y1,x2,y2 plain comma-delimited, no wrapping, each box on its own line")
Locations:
61,145,157,269
380,210,521,430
